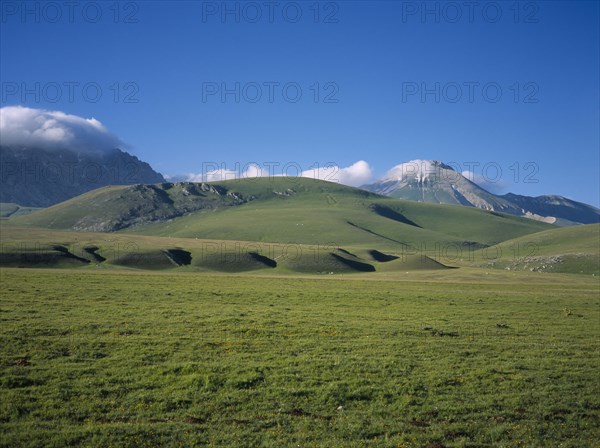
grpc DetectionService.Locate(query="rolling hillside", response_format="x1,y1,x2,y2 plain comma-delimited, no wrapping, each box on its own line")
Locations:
469,224,600,275
0,203,40,218
2,209,596,276
9,178,552,253
0,227,451,274
9,182,247,232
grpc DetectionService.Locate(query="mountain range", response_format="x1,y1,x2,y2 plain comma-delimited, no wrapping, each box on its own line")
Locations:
1,147,597,226
0,145,165,207
1,148,597,276
362,160,599,226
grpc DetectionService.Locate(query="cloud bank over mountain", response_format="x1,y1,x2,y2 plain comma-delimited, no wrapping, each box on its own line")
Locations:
0,106,125,153
0,105,571,200
176,160,374,188
301,160,373,187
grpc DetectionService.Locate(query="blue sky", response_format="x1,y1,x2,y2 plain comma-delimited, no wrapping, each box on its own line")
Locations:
1,1,599,205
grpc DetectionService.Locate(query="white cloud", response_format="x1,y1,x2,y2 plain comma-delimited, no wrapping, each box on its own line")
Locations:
0,105,124,152
178,160,373,187
182,164,267,182
185,169,238,182
301,160,373,187
384,160,437,180
243,163,269,179
462,170,507,194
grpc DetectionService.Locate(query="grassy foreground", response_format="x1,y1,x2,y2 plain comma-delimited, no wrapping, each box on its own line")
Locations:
1,268,599,447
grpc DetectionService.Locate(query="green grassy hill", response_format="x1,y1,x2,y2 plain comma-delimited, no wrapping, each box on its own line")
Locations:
7,182,246,232
3,178,566,273
468,224,600,275
11,178,552,252
132,179,552,249
0,203,41,218
0,226,451,274
4,223,595,275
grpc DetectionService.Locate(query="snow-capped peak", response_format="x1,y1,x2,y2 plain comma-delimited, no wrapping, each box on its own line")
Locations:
380,160,454,183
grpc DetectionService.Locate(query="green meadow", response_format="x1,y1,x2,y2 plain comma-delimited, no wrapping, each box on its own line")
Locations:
1,268,598,447
1,179,599,446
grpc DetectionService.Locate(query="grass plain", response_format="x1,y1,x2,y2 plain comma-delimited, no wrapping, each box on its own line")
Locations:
1,179,598,446
1,267,598,447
